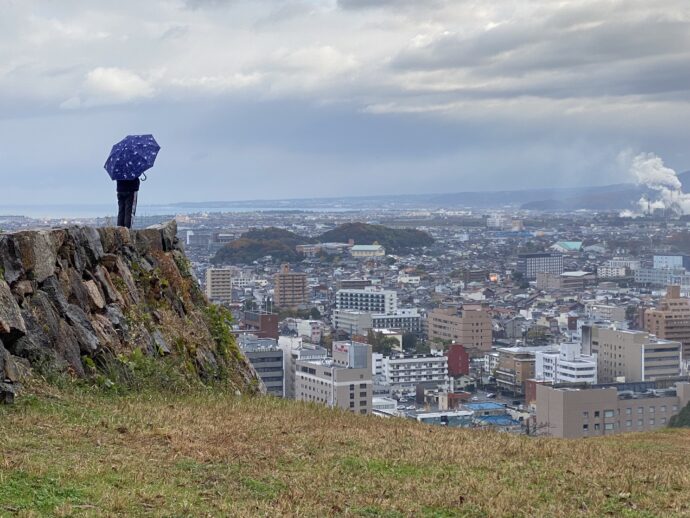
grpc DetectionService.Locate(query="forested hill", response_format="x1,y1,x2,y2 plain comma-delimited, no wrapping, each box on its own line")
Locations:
212,223,434,264
318,222,434,252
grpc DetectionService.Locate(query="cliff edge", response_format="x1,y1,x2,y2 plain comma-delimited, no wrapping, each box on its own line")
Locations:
0,221,260,401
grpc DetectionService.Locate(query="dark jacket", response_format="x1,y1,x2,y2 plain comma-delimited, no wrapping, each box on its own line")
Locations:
116,179,141,193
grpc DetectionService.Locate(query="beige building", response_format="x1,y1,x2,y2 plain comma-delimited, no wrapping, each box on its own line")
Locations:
274,264,308,308
536,381,690,438
295,341,373,415
495,347,538,395
644,285,690,359
427,306,492,354
350,244,385,258
587,326,682,383
536,271,595,291
205,267,234,302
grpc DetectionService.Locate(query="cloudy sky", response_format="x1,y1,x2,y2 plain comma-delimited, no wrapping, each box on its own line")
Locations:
1,0,689,205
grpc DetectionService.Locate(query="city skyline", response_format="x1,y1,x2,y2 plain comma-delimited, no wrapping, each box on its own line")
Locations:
1,0,689,205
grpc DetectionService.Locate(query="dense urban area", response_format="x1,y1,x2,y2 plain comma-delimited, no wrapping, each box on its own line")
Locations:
4,207,690,438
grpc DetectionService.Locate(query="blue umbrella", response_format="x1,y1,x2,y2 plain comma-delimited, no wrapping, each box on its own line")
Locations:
104,134,160,181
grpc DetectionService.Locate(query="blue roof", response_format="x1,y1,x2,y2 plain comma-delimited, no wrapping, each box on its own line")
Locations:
476,415,520,426
464,402,506,411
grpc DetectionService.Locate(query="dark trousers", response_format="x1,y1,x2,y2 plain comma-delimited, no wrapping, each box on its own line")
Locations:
117,191,137,228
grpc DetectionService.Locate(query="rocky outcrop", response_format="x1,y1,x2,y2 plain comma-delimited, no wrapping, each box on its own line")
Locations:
0,221,261,401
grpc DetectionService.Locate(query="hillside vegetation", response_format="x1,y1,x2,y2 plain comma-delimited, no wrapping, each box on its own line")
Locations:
319,222,434,252
1,387,689,517
212,223,434,264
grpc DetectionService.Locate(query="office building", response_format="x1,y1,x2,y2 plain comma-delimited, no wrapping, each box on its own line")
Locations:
586,325,682,383
535,342,597,385
495,347,545,395
585,302,626,322
536,271,595,291
335,287,398,314
332,310,374,335
295,341,373,414
274,264,308,308
536,381,690,438
427,306,492,354
644,285,690,359
517,253,563,280
279,337,328,399
653,255,690,270
237,335,284,397
241,310,279,340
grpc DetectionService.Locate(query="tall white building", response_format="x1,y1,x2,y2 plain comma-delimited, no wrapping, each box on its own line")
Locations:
205,267,234,302
535,342,597,384
335,288,398,314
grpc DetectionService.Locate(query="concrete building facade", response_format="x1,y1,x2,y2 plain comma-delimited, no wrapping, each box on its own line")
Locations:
295,341,373,414
536,381,690,438
587,326,682,383
238,335,285,397
274,264,308,308
644,285,690,359
335,288,398,314
382,353,449,395
517,253,564,280
427,306,492,354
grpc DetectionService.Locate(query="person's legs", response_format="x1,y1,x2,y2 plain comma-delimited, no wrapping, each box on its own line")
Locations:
117,193,127,227
123,192,134,229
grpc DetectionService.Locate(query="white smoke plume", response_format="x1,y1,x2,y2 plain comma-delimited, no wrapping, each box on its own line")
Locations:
621,152,690,216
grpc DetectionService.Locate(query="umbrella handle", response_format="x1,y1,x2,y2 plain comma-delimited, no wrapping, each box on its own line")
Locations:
141,173,147,182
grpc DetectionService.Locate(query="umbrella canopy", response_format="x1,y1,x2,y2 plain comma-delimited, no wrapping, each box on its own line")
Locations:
104,134,160,181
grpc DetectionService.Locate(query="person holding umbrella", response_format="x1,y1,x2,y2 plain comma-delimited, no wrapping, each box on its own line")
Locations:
104,134,161,229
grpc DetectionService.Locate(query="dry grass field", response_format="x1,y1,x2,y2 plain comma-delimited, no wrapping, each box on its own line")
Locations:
1,388,690,517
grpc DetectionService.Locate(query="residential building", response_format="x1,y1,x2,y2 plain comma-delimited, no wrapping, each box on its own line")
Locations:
586,325,682,383
644,285,690,359
205,267,234,302
382,353,449,395
536,381,690,438
495,347,541,395
237,335,284,397
446,343,470,377
606,258,641,271
295,341,373,414
585,302,626,322
335,287,398,314
597,266,628,279
535,342,597,384
295,319,323,343
427,306,492,354
274,264,308,308
517,253,564,280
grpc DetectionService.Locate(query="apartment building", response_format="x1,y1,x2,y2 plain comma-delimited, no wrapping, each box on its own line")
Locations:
644,285,690,359
427,306,492,354
205,267,234,302
585,302,626,322
536,381,690,438
536,271,595,291
335,287,398,314
517,253,563,280
586,325,682,383
653,255,690,270
237,335,284,397
495,347,542,395
295,341,373,414
274,264,308,308
382,353,449,395
535,342,597,384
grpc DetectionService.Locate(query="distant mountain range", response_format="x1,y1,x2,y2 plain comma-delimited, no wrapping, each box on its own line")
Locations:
170,171,690,212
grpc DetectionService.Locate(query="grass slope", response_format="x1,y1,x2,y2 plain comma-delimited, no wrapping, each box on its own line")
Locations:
1,389,690,517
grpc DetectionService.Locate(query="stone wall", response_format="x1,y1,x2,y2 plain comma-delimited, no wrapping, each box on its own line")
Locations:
0,221,261,401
